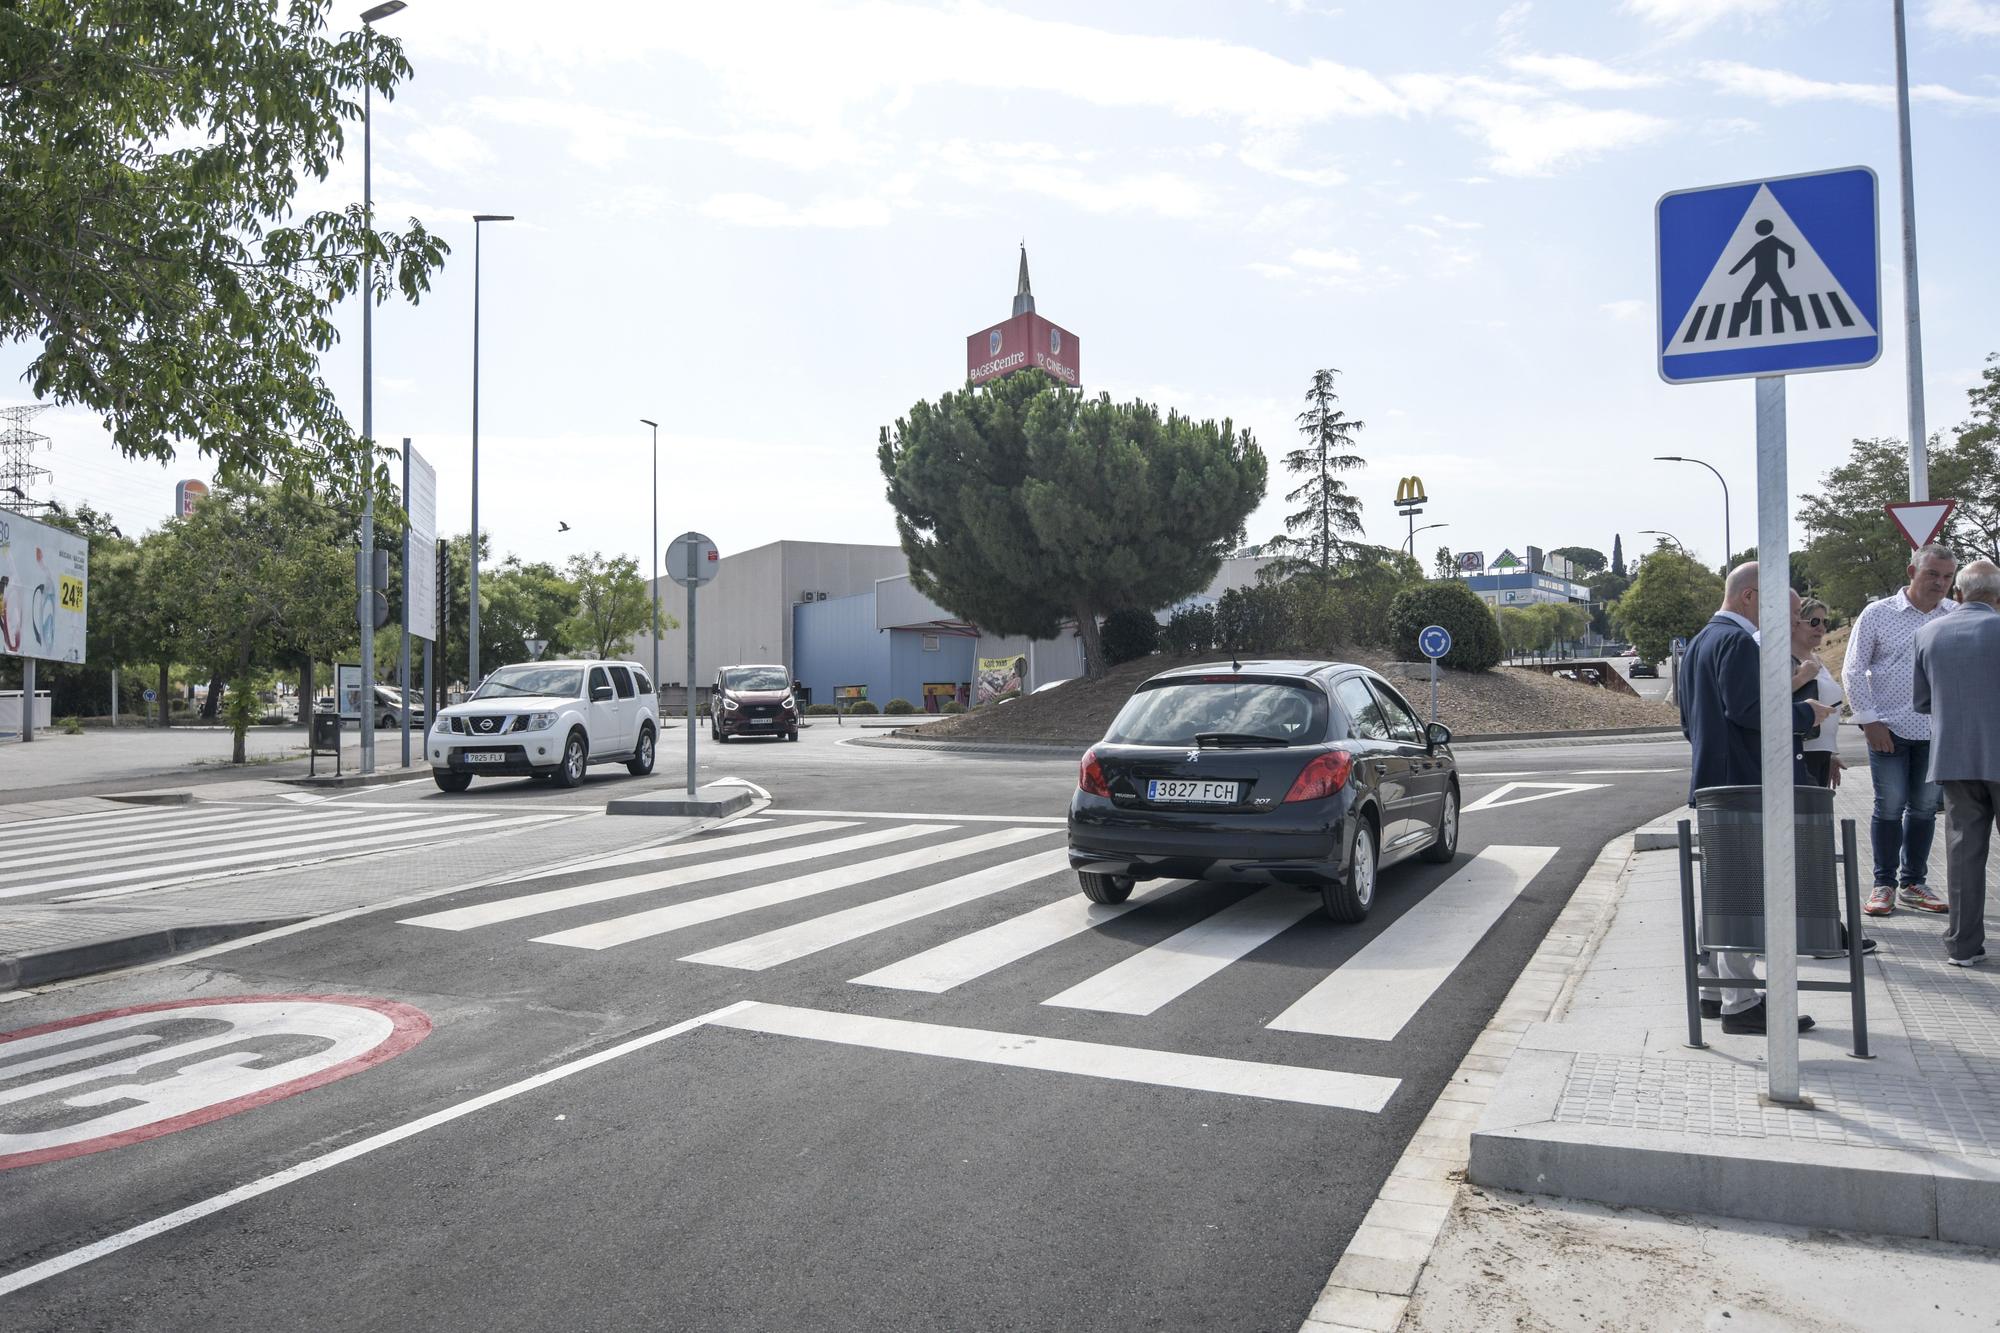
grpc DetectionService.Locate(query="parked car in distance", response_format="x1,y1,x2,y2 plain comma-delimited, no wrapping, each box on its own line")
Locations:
427,659,658,791
1068,660,1459,922
711,663,800,742
1629,659,1659,678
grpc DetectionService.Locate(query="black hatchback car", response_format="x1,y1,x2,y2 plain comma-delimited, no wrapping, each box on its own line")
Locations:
1067,660,1459,922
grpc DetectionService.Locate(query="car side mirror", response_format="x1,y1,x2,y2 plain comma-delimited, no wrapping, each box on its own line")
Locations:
1426,722,1452,748
591,685,614,702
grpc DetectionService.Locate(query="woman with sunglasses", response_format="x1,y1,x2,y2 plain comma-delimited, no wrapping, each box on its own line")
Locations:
1793,598,1844,788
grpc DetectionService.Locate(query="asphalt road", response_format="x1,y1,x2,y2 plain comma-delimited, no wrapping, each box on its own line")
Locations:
0,726,1691,1332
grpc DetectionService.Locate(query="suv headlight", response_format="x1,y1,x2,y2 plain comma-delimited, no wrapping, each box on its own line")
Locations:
722,698,738,711
431,717,453,734
526,711,558,731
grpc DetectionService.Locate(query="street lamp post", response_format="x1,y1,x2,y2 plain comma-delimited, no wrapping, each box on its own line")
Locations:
1893,0,1928,501
1402,522,1448,561
640,418,660,698
1639,529,1687,555
468,212,513,691
1655,455,1731,568
356,0,406,776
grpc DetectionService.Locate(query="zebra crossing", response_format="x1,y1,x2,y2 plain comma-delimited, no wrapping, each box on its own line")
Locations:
399,813,1559,1107
0,799,577,906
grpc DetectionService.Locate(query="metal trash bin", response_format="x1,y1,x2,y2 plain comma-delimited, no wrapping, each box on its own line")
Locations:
1696,784,1842,954
311,712,342,752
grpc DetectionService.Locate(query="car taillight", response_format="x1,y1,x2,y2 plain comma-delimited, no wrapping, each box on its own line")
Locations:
1284,750,1353,803
1078,747,1111,797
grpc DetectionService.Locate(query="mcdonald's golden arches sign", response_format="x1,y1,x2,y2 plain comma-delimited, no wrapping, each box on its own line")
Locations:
1394,475,1427,508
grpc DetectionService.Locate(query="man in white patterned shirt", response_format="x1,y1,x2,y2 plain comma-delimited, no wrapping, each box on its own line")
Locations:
1843,543,1958,915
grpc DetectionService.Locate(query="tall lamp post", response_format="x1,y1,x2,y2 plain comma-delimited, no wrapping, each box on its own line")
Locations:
1639,528,1687,555
1655,455,1731,569
356,0,406,776
1402,521,1448,560
640,418,660,698
468,212,513,690
1893,0,1928,501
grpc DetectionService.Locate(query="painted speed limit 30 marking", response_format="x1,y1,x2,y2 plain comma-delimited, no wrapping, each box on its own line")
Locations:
0,995,430,1170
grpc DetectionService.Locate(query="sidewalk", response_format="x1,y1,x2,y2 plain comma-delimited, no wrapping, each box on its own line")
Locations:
1297,776,2000,1333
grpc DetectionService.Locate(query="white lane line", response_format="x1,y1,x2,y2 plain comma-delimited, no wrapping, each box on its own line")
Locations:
488,819,855,883
2,811,535,900
403,824,945,932
0,803,292,853
534,828,1039,951
713,777,771,801
0,1002,758,1300
680,843,1067,970
1041,887,1321,1016
850,880,1192,994
765,808,1068,825
1267,845,1559,1041
0,805,433,874
709,1002,1402,1112
51,813,577,903
1460,782,1608,814
0,804,234,839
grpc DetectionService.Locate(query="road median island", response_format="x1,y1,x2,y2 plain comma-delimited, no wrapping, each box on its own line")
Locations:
880,650,1682,751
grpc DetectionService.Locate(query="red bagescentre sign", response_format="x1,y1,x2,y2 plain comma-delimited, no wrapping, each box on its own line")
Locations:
966,313,1080,388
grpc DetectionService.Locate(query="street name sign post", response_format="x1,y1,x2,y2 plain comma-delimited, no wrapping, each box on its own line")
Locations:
1658,165,1880,1104
1417,624,1451,724
667,532,719,796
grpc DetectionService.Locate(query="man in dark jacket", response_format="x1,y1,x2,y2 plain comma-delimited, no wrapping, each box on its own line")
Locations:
1681,562,1833,1033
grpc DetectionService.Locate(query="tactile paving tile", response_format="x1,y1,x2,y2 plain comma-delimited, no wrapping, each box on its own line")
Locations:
1552,1052,2000,1158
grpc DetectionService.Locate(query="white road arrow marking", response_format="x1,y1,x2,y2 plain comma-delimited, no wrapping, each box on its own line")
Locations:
1460,781,1609,813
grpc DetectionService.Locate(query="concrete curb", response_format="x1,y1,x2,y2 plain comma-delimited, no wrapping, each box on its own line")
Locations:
276,766,428,789
606,786,755,818
0,917,307,991
103,791,194,806
1298,829,1638,1333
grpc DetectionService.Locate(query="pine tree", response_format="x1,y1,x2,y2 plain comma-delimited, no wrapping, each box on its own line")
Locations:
1266,369,1367,578
1611,533,1626,577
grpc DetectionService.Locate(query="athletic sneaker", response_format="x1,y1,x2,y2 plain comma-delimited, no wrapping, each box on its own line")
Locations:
1946,951,1986,968
1864,885,1896,917
1899,883,1948,914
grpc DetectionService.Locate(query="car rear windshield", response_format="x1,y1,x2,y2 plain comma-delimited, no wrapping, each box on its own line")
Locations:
1104,679,1328,746
724,667,789,691
474,666,582,700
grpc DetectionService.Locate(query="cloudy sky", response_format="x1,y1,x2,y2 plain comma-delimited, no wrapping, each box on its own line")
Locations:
9,0,2000,578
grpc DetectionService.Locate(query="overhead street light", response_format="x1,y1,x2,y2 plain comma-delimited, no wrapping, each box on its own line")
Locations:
1655,455,1732,567
468,212,514,691
1402,521,1448,559
1639,529,1687,555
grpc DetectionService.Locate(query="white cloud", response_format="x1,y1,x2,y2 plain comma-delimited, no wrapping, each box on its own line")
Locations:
465,96,686,168
1247,261,1297,280
1927,0,2000,37
927,141,1211,219
402,124,494,176
1698,61,2000,110
1622,0,1786,38
699,193,894,228
1238,131,1349,186
1289,247,1362,272
1454,99,1669,176
1504,53,1665,92
1601,299,1648,321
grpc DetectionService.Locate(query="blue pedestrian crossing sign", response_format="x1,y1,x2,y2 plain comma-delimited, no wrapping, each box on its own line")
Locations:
1656,166,1879,385
1418,625,1452,660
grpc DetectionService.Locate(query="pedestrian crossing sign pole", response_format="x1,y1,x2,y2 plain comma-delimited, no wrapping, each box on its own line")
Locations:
1656,166,1879,1107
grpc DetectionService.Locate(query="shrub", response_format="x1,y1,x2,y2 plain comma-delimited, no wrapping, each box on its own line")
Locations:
847,700,879,715
1161,604,1214,656
58,715,84,735
883,698,916,715
804,703,840,716
1213,584,1288,654
1387,581,1505,672
942,701,965,714
1099,608,1160,665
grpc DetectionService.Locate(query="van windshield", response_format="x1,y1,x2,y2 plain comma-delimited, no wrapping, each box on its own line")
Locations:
724,667,789,691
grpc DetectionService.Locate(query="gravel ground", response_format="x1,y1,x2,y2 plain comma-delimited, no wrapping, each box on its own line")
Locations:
910,650,1681,747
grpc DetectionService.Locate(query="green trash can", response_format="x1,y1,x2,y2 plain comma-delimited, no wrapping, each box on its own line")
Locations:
1696,784,1843,954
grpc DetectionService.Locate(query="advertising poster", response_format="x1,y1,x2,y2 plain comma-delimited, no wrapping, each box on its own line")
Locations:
0,510,88,664
336,663,364,720
974,655,1026,706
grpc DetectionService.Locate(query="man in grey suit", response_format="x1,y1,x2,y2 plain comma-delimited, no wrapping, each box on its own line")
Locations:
1913,559,2000,967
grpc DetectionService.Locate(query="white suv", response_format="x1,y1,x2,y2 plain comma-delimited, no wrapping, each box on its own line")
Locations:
428,659,658,792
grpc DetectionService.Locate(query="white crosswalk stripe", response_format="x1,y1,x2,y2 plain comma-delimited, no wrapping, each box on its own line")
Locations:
402,824,940,932
0,801,577,904
1040,886,1320,1016
680,845,1068,970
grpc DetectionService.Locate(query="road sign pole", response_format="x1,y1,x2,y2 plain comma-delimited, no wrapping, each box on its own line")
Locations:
1755,374,1801,1104
400,440,412,770
20,657,33,743
686,544,698,797
1893,0,1928,501
1429,657,1438,725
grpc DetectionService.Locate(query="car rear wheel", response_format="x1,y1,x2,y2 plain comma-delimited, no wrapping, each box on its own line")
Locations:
1078,871,1135,904
433,771,472,793
627,725,656,776
1421,786,1460,864
551,730,588,788
1322,820,1377,923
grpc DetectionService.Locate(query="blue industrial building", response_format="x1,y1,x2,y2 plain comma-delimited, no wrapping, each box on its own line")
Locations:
792,579,981,712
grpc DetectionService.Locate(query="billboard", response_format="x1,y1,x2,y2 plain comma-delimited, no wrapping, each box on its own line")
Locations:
1455,551,1485,573
404,445,438,641
336,663,364,720
974,654,1026,706
174,479,209,517
0,510,88,664
966,313,1081,388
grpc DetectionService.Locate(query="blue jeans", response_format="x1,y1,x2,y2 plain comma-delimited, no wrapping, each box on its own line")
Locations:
1867,734,1941,887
